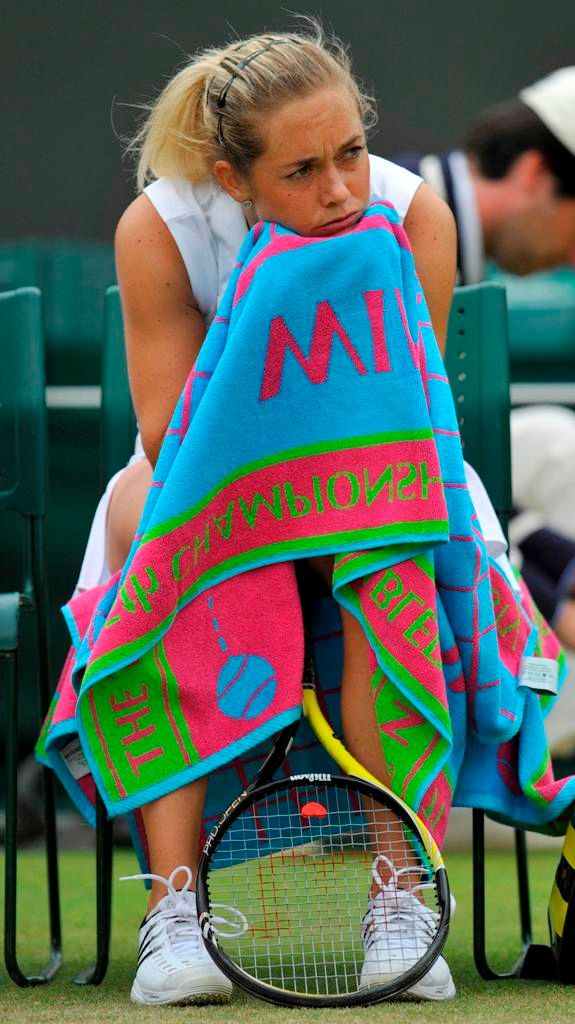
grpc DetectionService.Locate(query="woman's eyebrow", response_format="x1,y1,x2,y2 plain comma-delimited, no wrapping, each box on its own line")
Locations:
279,134,364,171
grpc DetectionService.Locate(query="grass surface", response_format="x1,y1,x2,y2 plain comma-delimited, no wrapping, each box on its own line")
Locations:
0,848,573,1023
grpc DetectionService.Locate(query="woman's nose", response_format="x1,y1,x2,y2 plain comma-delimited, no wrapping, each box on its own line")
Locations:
319,168,351,205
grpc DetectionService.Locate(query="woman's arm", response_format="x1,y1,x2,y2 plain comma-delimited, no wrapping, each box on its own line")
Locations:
115,194,207,466
403,182,457,356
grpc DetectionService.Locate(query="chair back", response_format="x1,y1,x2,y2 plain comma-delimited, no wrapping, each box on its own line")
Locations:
0,239,115,384
42,240,115,384
445,282,512,533
0,287,46,517
0,243,42,293
101,286,137,484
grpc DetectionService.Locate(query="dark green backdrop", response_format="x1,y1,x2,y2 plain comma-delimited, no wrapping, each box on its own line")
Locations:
6,1,575,241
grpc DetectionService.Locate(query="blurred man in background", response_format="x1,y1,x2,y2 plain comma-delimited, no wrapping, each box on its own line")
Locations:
398,66,575,283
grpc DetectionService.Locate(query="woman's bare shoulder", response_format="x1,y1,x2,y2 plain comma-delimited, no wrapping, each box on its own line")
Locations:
404,181,455,238
115,193,196,312
116,193,183,265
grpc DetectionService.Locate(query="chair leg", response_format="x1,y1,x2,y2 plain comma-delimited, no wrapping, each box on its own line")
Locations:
3,650,62,985
31,518,113,986
514,827,532,946
72,790,113,985
472,809,557,981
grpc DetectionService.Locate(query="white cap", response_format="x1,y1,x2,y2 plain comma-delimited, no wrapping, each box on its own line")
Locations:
519,67,575,157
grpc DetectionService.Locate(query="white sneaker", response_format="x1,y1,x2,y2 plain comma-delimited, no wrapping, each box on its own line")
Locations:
122,866,232,1006
359,856,455,1001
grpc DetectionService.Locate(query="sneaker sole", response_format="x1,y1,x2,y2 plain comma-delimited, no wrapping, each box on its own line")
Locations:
401,976,456,1001
131,978,232,1006
359,970,456,1002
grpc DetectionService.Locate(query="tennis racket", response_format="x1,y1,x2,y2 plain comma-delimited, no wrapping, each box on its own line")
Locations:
196,637,451,1007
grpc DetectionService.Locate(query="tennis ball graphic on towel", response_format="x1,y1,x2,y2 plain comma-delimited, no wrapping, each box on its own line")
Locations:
216,654,278,720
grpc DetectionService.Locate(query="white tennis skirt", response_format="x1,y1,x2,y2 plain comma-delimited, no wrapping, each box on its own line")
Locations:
75,434,147,594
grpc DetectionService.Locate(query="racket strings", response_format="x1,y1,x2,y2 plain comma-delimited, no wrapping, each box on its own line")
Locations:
205,779,441,997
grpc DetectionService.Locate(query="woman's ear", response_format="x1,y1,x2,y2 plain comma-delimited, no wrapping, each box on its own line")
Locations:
213,160,251,203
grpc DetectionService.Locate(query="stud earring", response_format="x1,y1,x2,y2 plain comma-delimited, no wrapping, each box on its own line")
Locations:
242,199,254,210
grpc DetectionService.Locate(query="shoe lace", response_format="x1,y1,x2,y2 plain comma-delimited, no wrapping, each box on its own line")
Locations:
363,855,439,948
120,865,248,948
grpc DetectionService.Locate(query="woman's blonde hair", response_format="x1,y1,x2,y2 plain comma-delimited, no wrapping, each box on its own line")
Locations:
130,23,377,190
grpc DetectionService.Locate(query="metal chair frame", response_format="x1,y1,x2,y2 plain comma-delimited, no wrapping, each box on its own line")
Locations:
1,287,62,985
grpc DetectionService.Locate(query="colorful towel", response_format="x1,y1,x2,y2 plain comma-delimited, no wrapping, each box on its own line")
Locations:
37,202,575,866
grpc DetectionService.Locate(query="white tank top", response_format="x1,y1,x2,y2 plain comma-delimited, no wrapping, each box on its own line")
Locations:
144,155,423,326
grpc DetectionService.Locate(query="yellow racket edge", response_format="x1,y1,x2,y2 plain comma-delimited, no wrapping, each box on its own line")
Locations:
303,687,445,872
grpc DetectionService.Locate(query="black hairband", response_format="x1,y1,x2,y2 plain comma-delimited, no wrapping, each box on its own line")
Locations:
213,38,296,148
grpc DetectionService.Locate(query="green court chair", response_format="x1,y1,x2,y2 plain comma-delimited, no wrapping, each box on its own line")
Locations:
0,243,41,293
0,238,115,384
446,282,513,534
0,240,114,752
446,281,556,982
487,266,575,388
41,240,115,386
0,287,62,985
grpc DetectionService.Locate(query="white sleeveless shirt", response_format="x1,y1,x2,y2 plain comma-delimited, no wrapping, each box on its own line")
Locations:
144,155,423,325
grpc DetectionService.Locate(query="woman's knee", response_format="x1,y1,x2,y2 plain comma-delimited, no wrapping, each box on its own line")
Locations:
106,459,153,573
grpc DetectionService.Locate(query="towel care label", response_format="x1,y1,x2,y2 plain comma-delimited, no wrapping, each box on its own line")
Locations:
519,656,559,696
60,737,91,780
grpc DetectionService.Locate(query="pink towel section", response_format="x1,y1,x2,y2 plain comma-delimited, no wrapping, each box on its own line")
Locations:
38,562,305,820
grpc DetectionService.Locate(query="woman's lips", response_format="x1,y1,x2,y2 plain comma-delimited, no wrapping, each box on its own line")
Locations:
310,211,362,236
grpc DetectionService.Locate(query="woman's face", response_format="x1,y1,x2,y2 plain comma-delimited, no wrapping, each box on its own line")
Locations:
217,85,371,236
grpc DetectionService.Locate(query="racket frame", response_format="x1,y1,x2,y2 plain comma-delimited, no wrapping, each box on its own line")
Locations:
196,634,451,1005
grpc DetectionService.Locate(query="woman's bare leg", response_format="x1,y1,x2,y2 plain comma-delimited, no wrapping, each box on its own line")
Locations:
140,779,208,912
106,459,153,574
105,460,206,910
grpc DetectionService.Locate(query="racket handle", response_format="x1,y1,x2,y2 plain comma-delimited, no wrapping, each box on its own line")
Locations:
302,630,317,689
248,719,299,792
